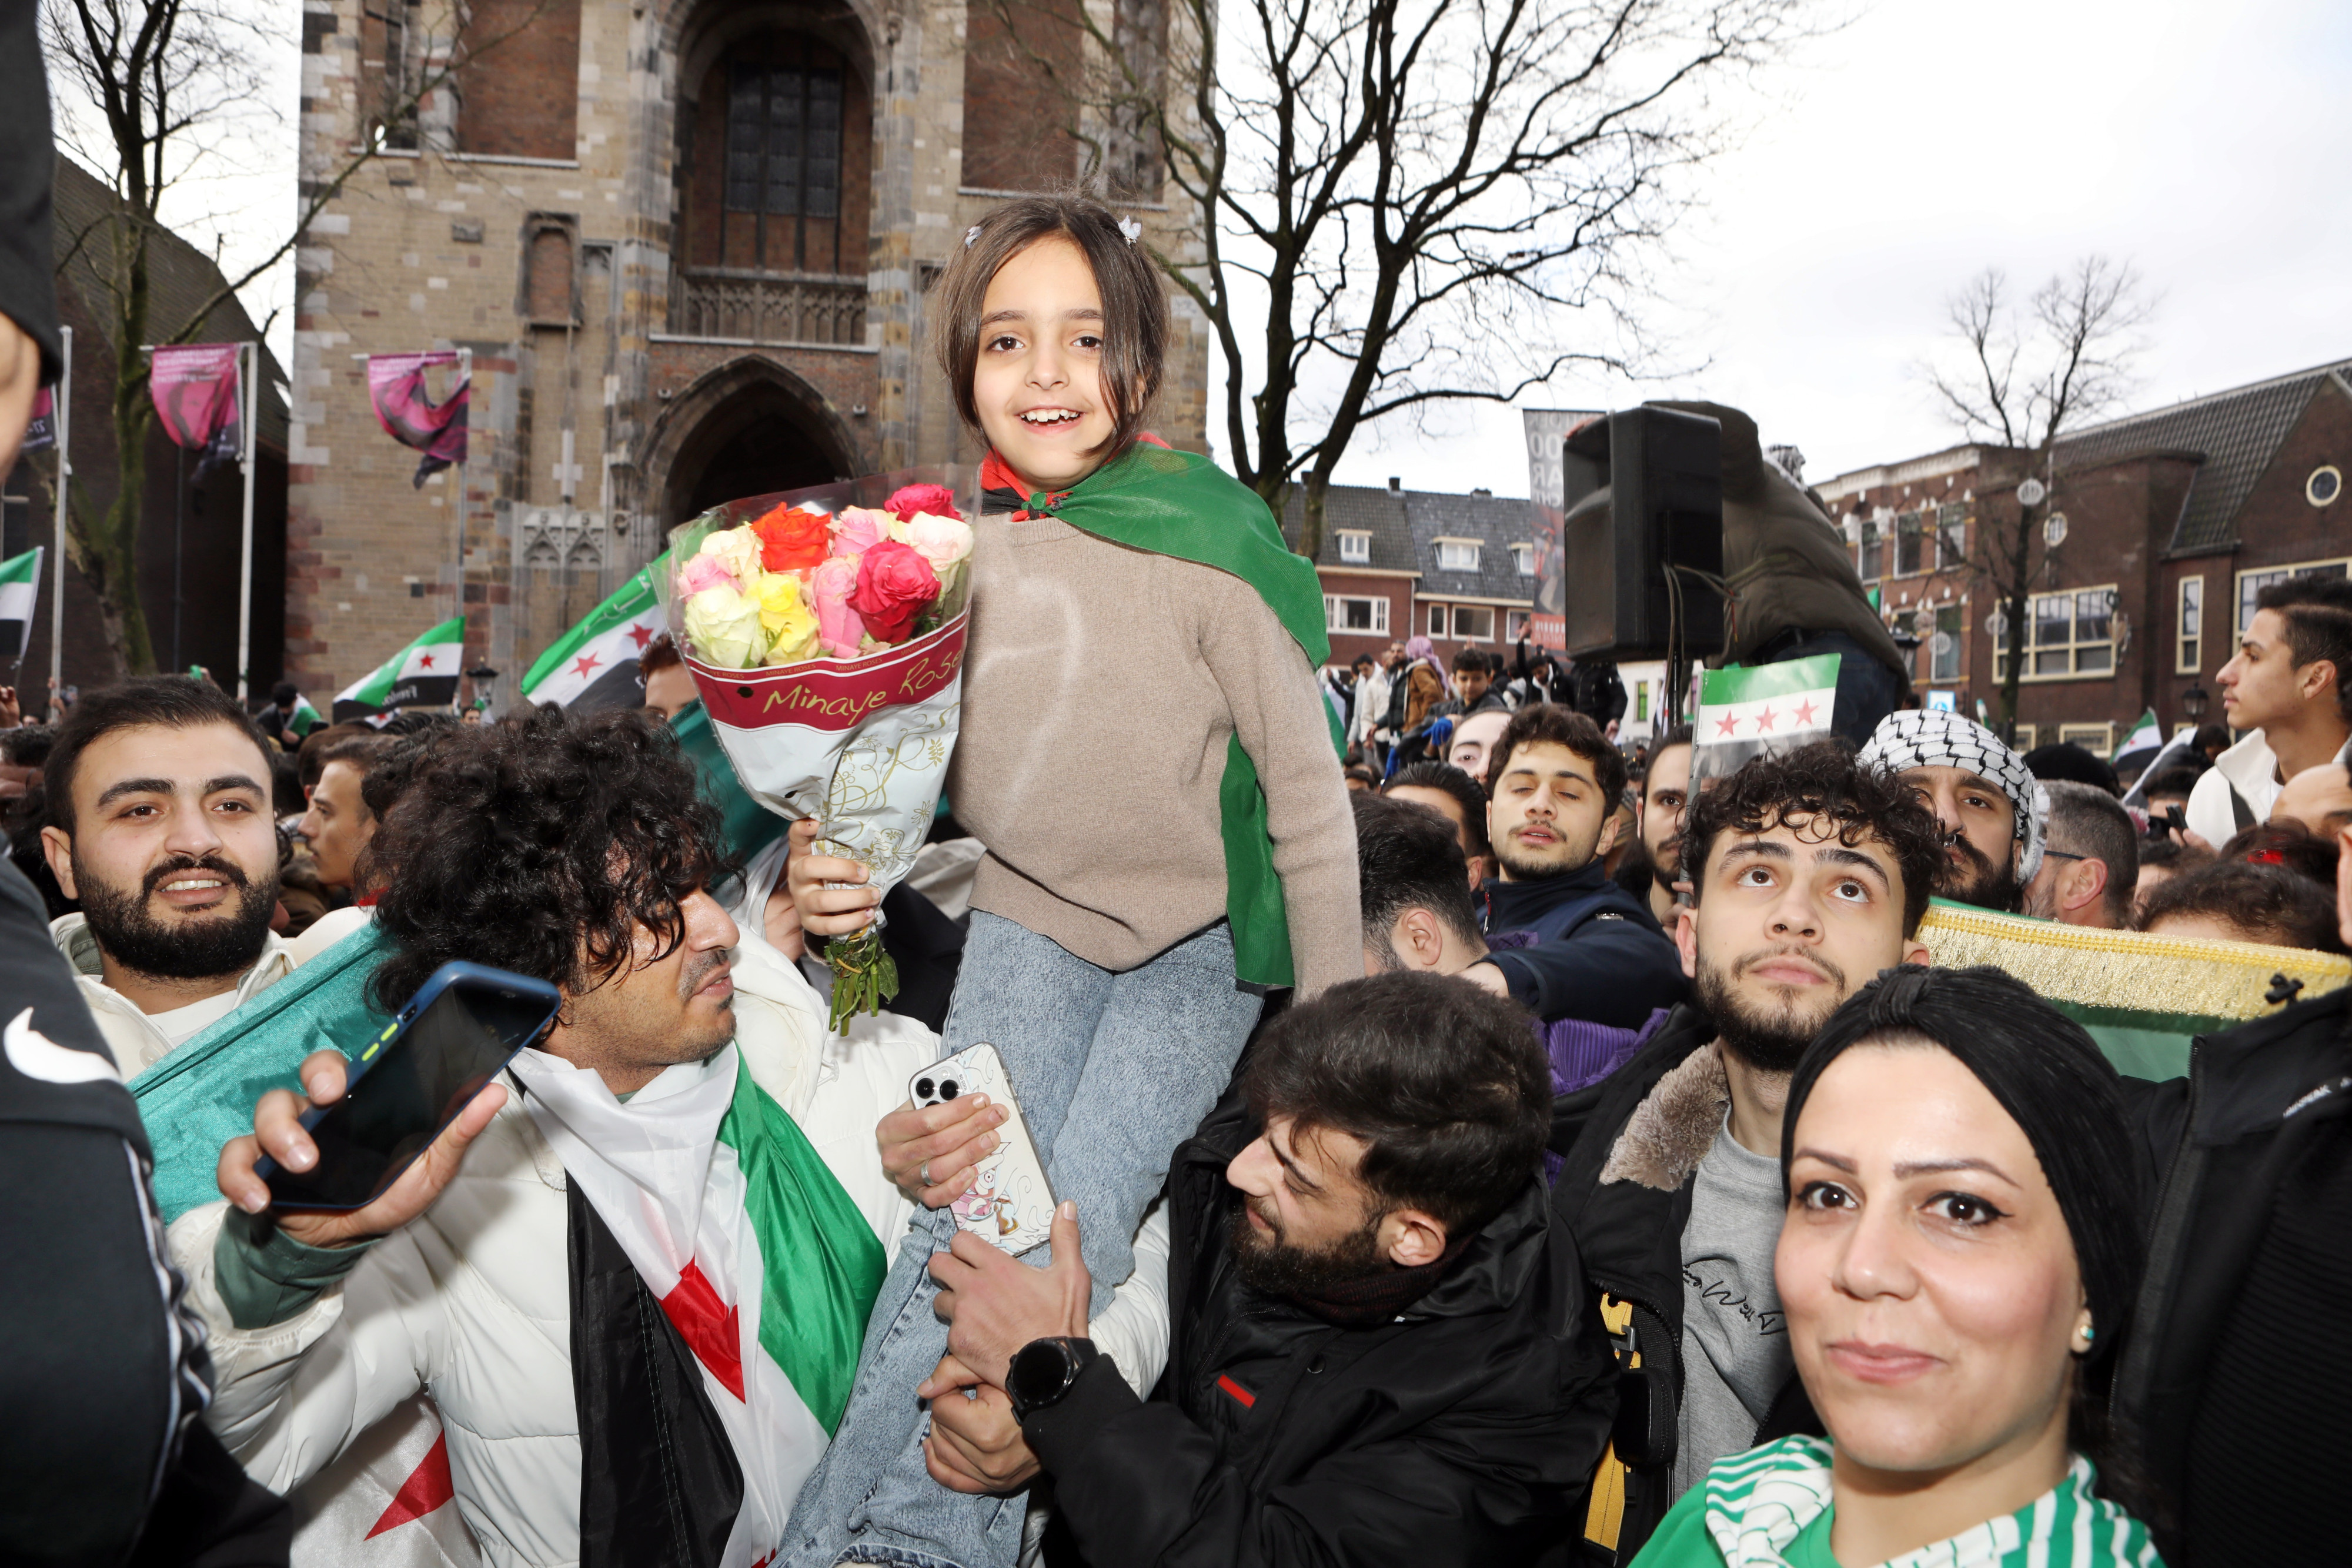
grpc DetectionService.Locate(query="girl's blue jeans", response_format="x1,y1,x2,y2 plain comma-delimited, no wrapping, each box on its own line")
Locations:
781,911,1264,1568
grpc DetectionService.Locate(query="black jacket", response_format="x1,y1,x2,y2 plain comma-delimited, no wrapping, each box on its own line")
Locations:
1027,1095,1616,1568
2114,985,2352,1566
1481,864,1690,1031
1546,1005,1810,1565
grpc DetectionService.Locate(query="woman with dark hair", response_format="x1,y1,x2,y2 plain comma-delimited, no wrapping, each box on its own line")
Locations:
1633,965,2164,1567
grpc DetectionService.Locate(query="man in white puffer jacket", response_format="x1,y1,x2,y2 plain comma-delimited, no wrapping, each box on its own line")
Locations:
166,708,1169,1568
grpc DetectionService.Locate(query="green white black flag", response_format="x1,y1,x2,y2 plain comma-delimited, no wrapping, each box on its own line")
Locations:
1690,654,1840,785
334,617,466,720
519,554,668,711
0,547,42,659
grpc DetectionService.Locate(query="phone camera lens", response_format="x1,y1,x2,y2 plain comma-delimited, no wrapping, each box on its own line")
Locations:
940,1079,960,1100
914,1078,934,1100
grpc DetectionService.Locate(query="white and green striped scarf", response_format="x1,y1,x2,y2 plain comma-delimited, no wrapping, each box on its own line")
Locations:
1702,1436,2164,1568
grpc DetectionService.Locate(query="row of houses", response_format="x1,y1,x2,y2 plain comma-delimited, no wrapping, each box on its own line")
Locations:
1815,357,2352,756
1281,479,1544,669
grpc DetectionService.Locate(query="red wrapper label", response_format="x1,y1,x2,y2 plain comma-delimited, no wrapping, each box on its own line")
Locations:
686,613,968,733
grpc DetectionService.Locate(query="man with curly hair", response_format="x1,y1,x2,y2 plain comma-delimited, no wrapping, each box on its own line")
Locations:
168,706,943,1566
1548,741,1944,1563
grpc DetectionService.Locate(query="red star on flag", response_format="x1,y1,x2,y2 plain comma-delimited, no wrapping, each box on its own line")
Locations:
572,652,602,679
626,621,654,650
1755,706,1778,733
1792,697,1819,727
418,653,435,669
367,1433,457,1537
1715,712,1741,738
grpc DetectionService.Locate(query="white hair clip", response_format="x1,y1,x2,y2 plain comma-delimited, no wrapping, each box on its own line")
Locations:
1117,216,1142,246
965,224,983,250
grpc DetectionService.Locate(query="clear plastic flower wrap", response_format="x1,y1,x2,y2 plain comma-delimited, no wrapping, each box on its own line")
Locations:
660,466,979,1028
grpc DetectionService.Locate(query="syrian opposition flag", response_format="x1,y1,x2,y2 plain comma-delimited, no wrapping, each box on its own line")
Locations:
519,555,667,711
288,1395,480,1567
507,1044,886,1566
289,693,326,737
1690,653,1840,788
334,617,466,721
2112,707,2169,781
0,547,41,658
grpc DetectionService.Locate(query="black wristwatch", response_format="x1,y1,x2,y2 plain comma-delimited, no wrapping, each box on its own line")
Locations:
1007,1336,1097,1422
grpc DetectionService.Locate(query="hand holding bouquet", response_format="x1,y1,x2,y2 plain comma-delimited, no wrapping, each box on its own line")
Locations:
667,474,977,1029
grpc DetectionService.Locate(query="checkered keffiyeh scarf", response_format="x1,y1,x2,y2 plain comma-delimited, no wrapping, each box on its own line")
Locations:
1858,709,2049,882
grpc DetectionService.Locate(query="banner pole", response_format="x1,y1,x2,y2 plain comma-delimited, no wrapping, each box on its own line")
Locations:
236,340,257,702
455,347,470,670
49,323,70,708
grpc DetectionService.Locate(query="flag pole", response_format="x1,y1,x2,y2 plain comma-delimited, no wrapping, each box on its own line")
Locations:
236,340,258,703
455,346,471,677
49,323,71,708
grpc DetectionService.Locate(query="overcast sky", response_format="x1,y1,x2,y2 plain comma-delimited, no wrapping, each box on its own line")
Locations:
94,0,2350,503
1308,0,2352,497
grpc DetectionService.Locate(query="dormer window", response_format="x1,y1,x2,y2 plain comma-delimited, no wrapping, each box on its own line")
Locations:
1511,543,1535,577
1337,530,1371,564
1436,539,1480,572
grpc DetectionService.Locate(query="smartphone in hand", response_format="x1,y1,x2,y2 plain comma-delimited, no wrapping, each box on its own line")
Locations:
256,962,562,1211
911,1044,1055,1255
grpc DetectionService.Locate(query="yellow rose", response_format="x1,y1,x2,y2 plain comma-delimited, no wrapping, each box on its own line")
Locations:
680,583,764,669
755,571,821,665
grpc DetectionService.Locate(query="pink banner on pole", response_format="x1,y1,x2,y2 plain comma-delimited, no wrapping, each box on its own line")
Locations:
366,352,470,488
149,345,242,455
20,387,54,452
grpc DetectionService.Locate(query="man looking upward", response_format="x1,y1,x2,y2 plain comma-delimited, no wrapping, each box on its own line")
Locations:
1550,743,1943,1562
2188,576,2352,844
1858,707,2048,912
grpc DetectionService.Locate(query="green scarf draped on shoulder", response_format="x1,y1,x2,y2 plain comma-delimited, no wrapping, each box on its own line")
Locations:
1004,443,1344,988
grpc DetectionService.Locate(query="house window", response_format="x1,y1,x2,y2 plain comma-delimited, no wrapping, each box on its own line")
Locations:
2060,724,2114,758
1511,543,1536,577
2011,723,2037,751
1336,530,1371,564
1322,594,1388,635
1856,519,1882,581
1936,504,1967,569
1895,511,1925,576
1451,605,1495,641
1427,603,1447,638
2177,576,2203,675
1932,605,1962,682
1436,540,1480,572
1505,609,1531,643
2237,558,2352,636
1994,584,2117,680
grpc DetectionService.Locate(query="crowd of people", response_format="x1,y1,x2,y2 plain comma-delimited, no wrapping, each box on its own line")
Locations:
10,186,2352,1568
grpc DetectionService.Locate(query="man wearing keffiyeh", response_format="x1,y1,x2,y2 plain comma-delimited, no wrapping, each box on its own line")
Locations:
1857,708,2050,913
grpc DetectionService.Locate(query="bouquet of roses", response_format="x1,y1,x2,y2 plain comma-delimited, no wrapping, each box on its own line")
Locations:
665,470,978,1029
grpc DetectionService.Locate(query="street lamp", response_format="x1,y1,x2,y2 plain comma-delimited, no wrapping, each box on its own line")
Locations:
2182,684,2209,723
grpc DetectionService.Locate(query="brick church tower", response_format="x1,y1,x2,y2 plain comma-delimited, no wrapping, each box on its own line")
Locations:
287,0,1207,696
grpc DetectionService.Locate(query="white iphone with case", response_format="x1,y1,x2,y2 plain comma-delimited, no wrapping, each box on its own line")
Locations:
910,1044,1055,1256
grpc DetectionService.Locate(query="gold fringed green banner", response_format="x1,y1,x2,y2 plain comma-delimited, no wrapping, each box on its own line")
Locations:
1916,898,2352,1081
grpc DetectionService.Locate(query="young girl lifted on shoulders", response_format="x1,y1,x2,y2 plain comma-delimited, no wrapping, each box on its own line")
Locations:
781,196,1358,1567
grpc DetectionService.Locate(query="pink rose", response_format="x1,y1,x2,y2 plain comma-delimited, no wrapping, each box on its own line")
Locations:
808,555,867,659
885,483,960,523
679,553,735,595
831,506,891,557
847,540,942,644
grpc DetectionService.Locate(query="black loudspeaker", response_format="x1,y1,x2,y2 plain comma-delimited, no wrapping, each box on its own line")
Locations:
1559,407,1725,660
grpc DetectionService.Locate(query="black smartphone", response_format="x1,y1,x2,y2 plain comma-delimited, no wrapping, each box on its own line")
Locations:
256,961,562,1211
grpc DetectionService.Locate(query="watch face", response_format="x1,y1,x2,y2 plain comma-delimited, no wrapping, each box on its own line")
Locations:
1011,1339,1070,1411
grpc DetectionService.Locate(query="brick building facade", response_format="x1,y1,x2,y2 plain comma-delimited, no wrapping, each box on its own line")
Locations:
1281,477,1540,673
1814,358,2352,755
289,0,1208,699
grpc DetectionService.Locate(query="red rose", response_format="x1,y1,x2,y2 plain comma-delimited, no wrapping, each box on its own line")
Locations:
751,503,832,573
884,483,960,523
847,540,943,643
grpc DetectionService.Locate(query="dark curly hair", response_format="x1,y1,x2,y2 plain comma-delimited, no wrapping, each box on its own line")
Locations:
366,705,734,1012
1683,740,1944,937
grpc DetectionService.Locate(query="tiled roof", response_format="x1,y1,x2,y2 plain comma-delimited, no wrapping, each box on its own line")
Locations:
51,155,290,451
2054,358,2352,555
1401,489,1538,604
1278,483,1418,573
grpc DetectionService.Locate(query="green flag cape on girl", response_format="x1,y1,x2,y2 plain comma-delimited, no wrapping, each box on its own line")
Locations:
980,437,1344,989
